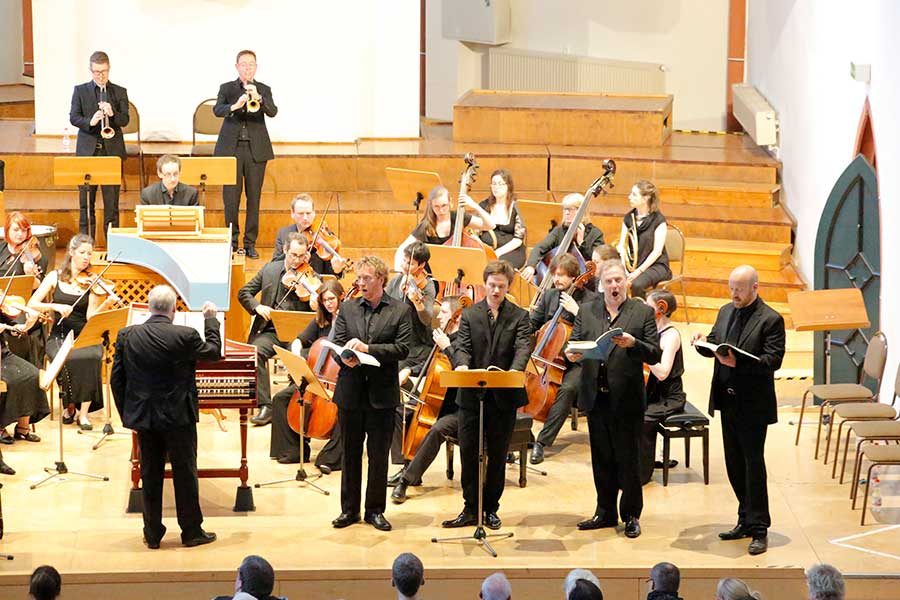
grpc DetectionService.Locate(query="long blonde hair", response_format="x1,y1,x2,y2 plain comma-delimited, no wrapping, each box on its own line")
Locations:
716,578,763,600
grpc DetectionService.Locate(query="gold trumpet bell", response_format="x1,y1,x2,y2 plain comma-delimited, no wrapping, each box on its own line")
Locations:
246,98,260,113
100,125,115,139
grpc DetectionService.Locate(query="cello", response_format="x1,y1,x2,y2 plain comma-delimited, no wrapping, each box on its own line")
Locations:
523,261,596,422
401,296,471,460
285,318,341,440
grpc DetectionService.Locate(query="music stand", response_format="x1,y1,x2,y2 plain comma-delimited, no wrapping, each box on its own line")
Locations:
386,167,442,220
73,307,131,450
0,276,35,298
516,199,563,242
426,245,488,294
432,369,525,557
254,345,331,494
179,157,237,207
271,310,317,342
53,156,121,245
31,332,110,489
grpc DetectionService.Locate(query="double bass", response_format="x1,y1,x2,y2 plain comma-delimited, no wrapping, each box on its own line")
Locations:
401,296,471,460
523,261,596,422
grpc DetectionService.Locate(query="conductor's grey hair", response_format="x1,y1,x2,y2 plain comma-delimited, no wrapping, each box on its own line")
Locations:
148,285,177,315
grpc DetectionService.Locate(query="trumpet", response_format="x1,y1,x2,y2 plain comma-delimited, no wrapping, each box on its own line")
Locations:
99,86,115,139
244,83,261,113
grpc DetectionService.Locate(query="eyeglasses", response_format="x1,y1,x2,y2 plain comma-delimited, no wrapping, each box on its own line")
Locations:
91,69,109,75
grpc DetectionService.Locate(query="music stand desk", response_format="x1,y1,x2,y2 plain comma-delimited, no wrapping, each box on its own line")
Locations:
386,168,442,210
53,156,122,187
271,310,317,343
426,245,489,288
0,275,37,299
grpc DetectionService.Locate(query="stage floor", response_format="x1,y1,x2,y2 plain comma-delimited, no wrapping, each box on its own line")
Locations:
0,325,896,597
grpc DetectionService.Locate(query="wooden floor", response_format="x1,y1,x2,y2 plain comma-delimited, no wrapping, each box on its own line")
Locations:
0,325,895,599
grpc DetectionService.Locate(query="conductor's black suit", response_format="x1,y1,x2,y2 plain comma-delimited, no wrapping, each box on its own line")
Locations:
111,313,221,545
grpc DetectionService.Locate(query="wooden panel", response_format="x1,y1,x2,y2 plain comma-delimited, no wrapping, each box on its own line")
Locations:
684,238,791,272
677,294,793,327
356,155,548,192
264,156,357,192
0,101,34,119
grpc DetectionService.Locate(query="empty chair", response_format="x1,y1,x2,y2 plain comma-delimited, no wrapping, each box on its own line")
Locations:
123,101,145,189
191,98,223,157
853,443,900,525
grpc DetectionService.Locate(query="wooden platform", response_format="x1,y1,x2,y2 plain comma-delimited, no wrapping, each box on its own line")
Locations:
453,90,674,147
0,324,894,600
0,84,34,119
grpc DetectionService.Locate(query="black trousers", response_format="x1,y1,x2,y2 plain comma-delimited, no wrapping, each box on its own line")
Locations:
78,146,120,239
630,263,672,299
721,409,770,535
403,412,459,484
459,396,517,515
586,408,643,522
250,330,285,408
339,405,393,515
223,141,266,249
138,425,203,543
536,365,581,447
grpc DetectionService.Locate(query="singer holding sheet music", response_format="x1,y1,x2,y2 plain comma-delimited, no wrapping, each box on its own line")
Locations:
691,265,784,556
330,256,411,532
566,259,660,539
69,51,129,239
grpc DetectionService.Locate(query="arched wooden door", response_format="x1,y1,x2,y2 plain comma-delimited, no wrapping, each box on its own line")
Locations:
813,154,880,386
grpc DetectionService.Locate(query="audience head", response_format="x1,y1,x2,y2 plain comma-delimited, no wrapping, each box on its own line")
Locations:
716,577,762,600
806,564,845,600
480,572,512,600
237,555,275,599
391,552,425,599
649,562,680,594
156,154,182,191
564,569,602,600
29,565,61,600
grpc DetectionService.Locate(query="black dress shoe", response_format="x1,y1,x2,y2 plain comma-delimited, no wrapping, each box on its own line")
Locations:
143,537,161,550
332,512,361,528
62,411,75,425
387,467,406,487
182,530,216,547
624,517,641,538
577,515,618,531
530,441,545,465
277,453,301,464
391,481,409,504
483,512,502,530
364,512,392,531
718,524,751,540
442,510,477,528
506,452,517,464
0,431,12,445
14,430,40,442
654,459,679,469
244,246,260,259
251,406,272,426
0,461,15,476
748,535,768,555
318,464,333,475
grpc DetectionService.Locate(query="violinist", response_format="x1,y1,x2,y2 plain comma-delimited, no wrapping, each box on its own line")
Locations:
527,254,598,465
1,212,49,368
28,234,117,430
386,242,436,385
393,185,494,272
389,295,465,504
519,193,605,285
616,181,671,299
272,193,346,276
478,169,527,269
269,279,344,471
238,232,313,426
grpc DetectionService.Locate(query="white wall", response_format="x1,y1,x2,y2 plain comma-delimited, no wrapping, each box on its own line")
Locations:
32,0,420,141
747,0,900,399
427,0,730,130
0,0,25,84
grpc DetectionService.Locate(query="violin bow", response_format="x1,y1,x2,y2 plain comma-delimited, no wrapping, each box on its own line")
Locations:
308,192,337,252
59,250,122,324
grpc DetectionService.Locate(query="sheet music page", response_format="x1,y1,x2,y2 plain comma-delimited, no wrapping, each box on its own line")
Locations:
176,311,226,357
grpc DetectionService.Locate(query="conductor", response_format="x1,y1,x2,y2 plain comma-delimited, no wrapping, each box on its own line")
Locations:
111,285,221,549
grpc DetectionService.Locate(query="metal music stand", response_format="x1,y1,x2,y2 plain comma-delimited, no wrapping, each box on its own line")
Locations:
432,368,525,558
179,157,237,208
73,307,131,450
53,156,121,245
386,167,442,221
426,244,489,295
254,345,331,494
271,310,317,342
31,332,110,489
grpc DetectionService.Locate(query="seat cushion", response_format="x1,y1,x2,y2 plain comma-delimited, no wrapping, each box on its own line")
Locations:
807,383,874,400
861,444,900,463
834,404,897,419
849,420,900,437
663,402,709,427
125,143,142,156
191,144,215,157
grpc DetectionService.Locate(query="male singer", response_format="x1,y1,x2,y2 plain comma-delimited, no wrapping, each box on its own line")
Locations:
331,256,411,532
692,265,784,555
214,49,277,258
442,260,533,531
69,50,129,239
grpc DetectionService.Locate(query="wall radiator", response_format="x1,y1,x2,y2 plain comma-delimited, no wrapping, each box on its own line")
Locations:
486,47,666,95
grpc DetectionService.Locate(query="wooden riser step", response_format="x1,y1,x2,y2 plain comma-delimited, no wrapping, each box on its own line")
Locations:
666,264,805,303
683,237,792,272
672,295,793,328
655,178,780,208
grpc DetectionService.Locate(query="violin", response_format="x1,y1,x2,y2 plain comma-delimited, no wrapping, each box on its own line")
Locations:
0,294,52,327
74,270,121,301
15,237,43,279
281,265,322,302
304,221,352,268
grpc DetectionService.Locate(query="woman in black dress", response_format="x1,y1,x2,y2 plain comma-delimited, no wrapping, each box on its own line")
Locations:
478,169,526,269
617,180,672,299
28,234,117,430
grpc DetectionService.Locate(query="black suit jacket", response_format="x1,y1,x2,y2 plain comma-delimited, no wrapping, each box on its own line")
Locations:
140,182,199,206
455,299,533,410
332,295,412,410
701,298,785,425
213,79,277,162
530,287,598,332
69,81,129,158
238,260,309,339
111,314,221,431
525,223,605,268
571,296,661,417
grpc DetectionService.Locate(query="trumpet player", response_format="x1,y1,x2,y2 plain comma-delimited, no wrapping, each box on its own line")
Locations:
69,50,129,239
214,49,278,259
615,181,671,299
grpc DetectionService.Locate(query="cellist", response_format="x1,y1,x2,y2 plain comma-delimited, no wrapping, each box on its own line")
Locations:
269,279,344,472
527,254,598,465
388,295,465,504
